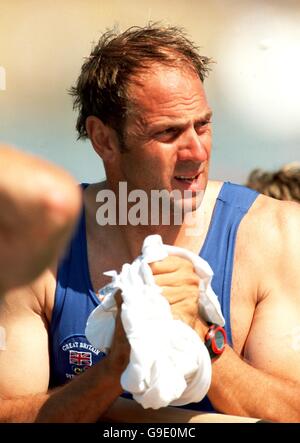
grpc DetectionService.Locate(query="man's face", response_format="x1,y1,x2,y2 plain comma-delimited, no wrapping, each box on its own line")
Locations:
114,64,212,213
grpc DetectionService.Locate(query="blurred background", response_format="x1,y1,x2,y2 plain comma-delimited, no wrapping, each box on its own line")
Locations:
0,0,299,184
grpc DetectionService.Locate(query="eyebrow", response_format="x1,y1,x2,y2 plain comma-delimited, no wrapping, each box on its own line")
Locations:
148,109,213,131
195,110,213,123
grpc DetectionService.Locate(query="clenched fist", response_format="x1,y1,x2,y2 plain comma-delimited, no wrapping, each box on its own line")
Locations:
149,256,209,341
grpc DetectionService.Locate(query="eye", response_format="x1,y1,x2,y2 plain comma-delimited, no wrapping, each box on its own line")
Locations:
194,120,211,134
155,127,180,142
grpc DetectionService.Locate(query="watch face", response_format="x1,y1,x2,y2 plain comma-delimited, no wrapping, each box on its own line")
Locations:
205,324,227,358
215,329,225,352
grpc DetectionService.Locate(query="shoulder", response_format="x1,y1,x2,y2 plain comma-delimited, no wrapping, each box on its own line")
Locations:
0,265,57,324
242,193,300,249
237,193,300,297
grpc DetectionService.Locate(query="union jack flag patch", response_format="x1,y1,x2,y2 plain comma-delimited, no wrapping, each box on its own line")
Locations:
69,350,92,366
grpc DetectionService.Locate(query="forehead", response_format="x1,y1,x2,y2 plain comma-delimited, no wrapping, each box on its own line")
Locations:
127,64,209,120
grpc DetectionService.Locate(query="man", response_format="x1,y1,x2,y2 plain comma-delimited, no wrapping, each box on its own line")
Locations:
0,145,81,294
1,25,300,423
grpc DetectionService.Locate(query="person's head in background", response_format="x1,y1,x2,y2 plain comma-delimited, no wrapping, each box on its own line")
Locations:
246,162,300,203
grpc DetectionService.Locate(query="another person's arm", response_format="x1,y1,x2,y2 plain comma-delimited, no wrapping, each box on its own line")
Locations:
0,145,81,293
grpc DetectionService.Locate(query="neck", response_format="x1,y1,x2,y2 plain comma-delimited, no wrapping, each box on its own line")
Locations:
84,180,221,261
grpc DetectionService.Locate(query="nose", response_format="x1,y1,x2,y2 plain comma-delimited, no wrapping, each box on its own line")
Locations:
177,127,209,163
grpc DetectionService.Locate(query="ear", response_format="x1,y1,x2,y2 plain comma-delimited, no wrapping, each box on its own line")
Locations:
85,116,119,162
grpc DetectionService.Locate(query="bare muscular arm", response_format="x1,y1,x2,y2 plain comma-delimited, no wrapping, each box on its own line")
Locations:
149,196,300,422
0,280,129,423
208,197,300,422
0,145,81,293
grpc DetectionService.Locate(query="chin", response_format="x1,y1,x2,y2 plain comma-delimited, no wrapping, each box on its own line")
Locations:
167,192,203,226
172,190,204,209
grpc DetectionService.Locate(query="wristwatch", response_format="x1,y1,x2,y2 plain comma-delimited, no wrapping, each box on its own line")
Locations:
204,323,227,359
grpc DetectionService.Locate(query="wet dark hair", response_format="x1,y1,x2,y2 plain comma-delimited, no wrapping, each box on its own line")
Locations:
70,24,212,143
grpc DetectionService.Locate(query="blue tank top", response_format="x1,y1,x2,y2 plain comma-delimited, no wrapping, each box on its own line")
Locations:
50,182,258,411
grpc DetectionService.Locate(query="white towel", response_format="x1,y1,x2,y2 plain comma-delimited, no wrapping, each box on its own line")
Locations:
85,234,225,409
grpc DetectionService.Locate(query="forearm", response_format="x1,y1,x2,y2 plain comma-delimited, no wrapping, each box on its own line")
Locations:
0,358,123,423
0,393,50,423
36,312,129,423
208,345,300,422
36,359,123,423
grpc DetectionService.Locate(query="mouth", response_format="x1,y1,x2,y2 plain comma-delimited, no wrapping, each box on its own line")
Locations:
174,172,200,184
172,167,206,193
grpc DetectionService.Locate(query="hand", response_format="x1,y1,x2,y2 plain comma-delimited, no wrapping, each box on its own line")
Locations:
105,291,130,376
149,256,209,341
